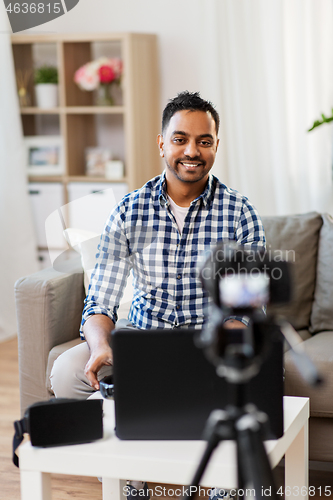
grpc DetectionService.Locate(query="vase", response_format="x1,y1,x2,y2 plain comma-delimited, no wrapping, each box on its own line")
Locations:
96,84,115,106
35,83,58,108
18,86,31,107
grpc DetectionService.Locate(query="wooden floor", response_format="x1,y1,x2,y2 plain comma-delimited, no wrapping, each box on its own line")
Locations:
1,338,333,499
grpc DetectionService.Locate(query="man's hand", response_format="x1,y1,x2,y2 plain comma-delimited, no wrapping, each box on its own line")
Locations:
223,319,247,329
82,315,115,390
84,343,113,390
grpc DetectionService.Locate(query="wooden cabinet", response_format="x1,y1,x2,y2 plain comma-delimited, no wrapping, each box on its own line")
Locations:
11,32,161,194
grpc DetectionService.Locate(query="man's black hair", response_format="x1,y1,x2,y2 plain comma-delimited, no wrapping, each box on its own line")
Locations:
161,91,220,135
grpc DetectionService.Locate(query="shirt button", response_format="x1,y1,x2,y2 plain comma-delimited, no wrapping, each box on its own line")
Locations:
177,274,181,280
176,305,180,310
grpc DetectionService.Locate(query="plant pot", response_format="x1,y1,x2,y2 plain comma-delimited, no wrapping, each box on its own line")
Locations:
35,83,58,108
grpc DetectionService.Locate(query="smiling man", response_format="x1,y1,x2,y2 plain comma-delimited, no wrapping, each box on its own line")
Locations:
50,91,265,500
51,90,265,396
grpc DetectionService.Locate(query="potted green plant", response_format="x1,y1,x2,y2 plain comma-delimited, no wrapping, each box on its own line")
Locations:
34,65,58,108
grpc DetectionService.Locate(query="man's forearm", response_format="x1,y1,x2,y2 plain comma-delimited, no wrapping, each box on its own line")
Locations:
83,314,115,349
82,314,115,389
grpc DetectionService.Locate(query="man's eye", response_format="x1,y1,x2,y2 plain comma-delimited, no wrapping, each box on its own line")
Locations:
200,141,212,147
173,138,185,143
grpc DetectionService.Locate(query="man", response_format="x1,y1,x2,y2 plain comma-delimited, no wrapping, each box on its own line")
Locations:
51,91,265,500
51,90,265,396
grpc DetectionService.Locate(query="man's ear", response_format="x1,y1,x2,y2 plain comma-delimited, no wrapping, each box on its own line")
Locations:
157,134,164,157
216,138,220,153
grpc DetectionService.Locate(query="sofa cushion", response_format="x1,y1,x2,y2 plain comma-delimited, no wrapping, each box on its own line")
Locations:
284,331,333,416
261,212,323,330
310,213,333,334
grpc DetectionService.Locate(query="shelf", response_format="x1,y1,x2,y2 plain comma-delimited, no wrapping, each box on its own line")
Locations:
11,33,129,44
29,175,128,183
21,107,61,114
66,106,125,114
29,176,64,183
20,106,125,114
66,176,128,183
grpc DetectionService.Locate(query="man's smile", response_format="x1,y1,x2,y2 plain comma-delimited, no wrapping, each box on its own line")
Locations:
178,160,205,170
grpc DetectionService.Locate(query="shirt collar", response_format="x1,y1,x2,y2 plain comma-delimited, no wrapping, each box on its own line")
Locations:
158,170,168,206
158,170,216,208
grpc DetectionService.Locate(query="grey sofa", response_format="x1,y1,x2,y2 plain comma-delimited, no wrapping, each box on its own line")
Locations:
14,212,333,462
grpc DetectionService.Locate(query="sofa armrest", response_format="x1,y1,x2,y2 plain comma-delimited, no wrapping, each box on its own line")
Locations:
14,256,85,415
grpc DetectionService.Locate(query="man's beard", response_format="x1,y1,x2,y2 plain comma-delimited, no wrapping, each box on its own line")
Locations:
165,157,208,183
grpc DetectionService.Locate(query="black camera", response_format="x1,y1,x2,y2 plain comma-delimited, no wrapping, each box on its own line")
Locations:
197,242,292,383
200,242,292,312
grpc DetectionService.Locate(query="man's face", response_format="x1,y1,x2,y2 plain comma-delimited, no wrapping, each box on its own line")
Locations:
158,110,219,186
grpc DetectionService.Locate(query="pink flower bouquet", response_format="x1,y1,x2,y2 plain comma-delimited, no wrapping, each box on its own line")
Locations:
74,57,123,91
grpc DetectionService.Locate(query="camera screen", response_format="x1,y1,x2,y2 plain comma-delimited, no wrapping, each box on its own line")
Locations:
219,273,270,308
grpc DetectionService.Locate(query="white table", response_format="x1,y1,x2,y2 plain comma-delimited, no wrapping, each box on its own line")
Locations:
19,396,309,500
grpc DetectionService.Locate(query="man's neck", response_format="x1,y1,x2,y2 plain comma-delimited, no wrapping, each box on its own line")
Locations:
165,177,208,207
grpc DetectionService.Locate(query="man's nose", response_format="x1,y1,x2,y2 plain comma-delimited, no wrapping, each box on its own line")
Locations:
184,140,199,157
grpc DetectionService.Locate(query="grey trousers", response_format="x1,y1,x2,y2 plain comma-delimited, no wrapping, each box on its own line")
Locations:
50,318,136,399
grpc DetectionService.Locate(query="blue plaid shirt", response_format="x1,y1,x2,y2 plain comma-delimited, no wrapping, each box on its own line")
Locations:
80,172,265,335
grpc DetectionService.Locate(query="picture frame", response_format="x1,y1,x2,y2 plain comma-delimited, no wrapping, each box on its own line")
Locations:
25,136,64,176
85,147,113,177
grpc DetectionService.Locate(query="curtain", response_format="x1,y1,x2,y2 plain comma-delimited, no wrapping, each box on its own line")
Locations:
201,0,333,216
0,4,38,342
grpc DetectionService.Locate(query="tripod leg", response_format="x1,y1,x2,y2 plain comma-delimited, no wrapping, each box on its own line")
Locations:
236,445,246,499
183,410,231,500
184,432,219,500
236,414,277,500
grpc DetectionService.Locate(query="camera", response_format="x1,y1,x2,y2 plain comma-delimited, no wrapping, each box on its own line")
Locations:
197,242,292,383
200,241,292,311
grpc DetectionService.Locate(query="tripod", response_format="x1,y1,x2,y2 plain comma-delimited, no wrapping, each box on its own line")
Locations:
192,243,322,500
185,381,277,500
185,316,321,500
